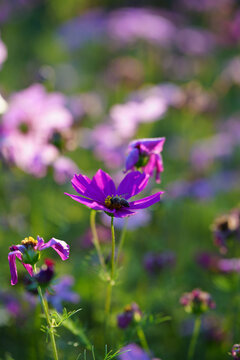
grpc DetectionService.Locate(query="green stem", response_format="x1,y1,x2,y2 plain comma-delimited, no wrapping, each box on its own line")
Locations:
137,325,150,353
116,218,128,267
90,210,106,271
34,266,59,360
188,316,201,360
105,216,115,317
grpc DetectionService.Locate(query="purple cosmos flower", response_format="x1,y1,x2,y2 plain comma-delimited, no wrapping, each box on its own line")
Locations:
118,344,151,360
8,236,69,285
180,289,216,315
125,138,165,183
46,276,80,312
65,169,163,218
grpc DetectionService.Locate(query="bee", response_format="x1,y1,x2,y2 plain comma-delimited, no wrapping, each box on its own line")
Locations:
111,196,130,209
105,195,130,210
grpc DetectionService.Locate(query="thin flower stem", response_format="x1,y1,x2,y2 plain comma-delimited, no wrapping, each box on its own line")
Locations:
90,210,106,271
116,218,128,267
137,325,150,353
110,216,115,280
34,266,59,360
188,316,201,360
105,216,115,317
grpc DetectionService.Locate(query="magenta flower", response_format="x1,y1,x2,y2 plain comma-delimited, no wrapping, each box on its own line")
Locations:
125,138,165,183
8,236,69,285
65,169,163,218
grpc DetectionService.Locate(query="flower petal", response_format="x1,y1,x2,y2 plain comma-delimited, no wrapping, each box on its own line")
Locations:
129,192,163,209
113,208,136,218
38,238,70,260
65,193,110,211
117,171,149,199
125,148,139,171
71,174,91,195
91,169,116,197
8,250,22,285
22,263,33,277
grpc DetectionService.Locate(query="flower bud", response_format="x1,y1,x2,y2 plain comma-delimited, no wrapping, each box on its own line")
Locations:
180,289,215,315
117,303,142,329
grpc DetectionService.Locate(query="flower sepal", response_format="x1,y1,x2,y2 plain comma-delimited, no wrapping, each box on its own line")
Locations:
21,248,40,266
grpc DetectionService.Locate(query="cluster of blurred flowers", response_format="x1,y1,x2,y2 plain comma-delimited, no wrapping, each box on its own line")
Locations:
0,84,78,182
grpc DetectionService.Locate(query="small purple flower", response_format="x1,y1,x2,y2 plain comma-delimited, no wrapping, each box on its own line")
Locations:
118,343,151,360
144,251,176,274
65,169,163,218
117,303,142,329
8,236,69,285
232,344,240,359
180,289,216,315
46,276,80,312
125,138,165,183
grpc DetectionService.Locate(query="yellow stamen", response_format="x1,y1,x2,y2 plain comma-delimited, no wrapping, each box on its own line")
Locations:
21,236,38,248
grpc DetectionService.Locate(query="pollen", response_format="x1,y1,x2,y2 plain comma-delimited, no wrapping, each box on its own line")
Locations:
21,236,38,248
105,195,112,208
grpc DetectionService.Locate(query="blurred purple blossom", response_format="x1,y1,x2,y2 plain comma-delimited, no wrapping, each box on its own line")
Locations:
0,291,21,318
144,251,176,275
117,303,142,329
175,28,216,56
108,8,176,48
53,156,79,184
46,276,80,312
80,225,111,249
167,171,240,200
0,84,73,177
58,9,107,50
58,8,176,50
196,252,240,274
118,343,151,360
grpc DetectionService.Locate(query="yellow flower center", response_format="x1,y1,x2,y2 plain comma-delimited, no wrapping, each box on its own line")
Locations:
21,236,38,248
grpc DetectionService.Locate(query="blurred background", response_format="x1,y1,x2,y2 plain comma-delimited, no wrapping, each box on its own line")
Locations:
0,0,240,359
